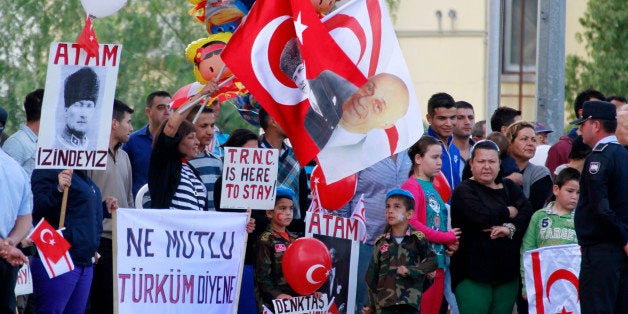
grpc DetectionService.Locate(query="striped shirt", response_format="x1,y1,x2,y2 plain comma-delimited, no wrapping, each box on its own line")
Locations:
170,163,207,211
188,151,222,211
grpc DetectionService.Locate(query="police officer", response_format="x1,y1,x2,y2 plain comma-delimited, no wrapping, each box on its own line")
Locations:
571,100,628,313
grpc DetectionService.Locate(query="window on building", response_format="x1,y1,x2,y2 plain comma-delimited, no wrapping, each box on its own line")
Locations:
503,0,538,73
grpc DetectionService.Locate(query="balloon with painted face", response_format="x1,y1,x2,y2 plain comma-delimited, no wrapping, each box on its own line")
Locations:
282,237,332,295
185,32,233,84
188,0,248,35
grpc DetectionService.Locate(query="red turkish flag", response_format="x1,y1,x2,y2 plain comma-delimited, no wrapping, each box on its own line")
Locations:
222,0,366,165
223,0,421,182
223,0,319,164
76,15,99,58
29,218,71,263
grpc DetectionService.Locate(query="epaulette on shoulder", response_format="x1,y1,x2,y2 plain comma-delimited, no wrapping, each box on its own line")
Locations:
411,230,426,240
259,231,272,241
375,233,386,244
593,143,608,152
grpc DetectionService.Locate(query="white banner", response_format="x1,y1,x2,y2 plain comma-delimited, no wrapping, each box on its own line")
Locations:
305,212,359,314
115,208,248,314
523,244,581,314
272,294,328,314
37,42,121,170
220,147,279,210
14,264,33,296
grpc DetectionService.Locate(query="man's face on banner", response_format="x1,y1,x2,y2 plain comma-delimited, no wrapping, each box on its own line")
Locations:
65,100,96,135
340,73,408,134
292,63,310,95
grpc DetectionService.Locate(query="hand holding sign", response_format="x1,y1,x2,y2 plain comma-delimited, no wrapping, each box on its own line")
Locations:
282,237,331,295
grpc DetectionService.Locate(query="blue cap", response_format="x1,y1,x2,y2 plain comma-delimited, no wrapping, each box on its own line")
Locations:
533,122,553,134
386,188,414,201
276,187,295,201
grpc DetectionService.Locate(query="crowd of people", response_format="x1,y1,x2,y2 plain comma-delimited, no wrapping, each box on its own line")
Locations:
0,86,627,314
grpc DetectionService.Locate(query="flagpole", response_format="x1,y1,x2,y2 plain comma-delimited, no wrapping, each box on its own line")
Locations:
232,209,251,314
112,208,119,314
190,75,237,124
59,187,69,229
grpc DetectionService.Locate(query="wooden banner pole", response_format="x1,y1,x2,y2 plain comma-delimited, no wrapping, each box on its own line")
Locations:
59,187,69,229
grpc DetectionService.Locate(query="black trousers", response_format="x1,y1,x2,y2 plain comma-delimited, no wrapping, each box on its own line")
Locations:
89,238,113,314
0,258,18,314
579,243,628,314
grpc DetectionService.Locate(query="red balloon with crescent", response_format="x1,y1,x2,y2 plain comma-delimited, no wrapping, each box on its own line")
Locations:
282,237,332,296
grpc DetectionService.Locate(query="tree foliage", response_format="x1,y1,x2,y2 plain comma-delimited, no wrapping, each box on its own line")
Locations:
0,0,401,134
564,0,627,120
0,0,255,133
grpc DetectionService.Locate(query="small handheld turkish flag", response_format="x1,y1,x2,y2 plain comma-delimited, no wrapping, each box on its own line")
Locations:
76,14,99,58
29,218,71,263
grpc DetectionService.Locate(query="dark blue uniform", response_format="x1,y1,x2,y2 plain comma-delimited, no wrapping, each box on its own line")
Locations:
575,140,628,313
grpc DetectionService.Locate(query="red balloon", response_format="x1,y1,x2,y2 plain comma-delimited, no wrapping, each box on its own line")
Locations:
433,171,452,203
310,165,357,210
170,82,204,109
282,238,332,296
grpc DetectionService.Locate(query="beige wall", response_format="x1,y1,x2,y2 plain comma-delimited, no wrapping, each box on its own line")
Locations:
392,0,588,125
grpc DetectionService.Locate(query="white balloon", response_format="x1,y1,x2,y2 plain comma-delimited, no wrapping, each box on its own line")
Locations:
80,0,127,18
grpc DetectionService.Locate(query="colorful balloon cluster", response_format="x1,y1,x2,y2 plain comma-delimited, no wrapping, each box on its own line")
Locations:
176,0,252,123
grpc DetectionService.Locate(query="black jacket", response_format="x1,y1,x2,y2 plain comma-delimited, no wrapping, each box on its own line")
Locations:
450,179,532,289
32,169,103,266
575,142,628,247
148,130,206,210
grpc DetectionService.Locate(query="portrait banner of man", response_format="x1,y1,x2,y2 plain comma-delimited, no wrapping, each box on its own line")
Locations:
36,42,122,170
223,0,422,183
305,212,359,314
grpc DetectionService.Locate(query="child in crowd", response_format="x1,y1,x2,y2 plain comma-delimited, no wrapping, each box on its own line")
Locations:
363,189,437,314
520,167,580,299
254,187,299,311
402,135,461,314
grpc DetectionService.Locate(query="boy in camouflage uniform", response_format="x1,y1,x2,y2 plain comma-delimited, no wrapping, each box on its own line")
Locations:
363,189,437,314
254,187,299,312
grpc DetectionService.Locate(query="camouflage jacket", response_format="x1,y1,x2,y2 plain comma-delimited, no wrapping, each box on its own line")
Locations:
254,226,299,310
365,226,437,311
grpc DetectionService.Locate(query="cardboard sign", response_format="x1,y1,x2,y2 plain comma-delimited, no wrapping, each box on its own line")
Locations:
220,147,279,210
305,212,360,314
115,208,248,314
272,294,328,314
14,264,33,296
36,42,121,170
